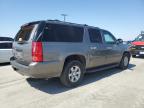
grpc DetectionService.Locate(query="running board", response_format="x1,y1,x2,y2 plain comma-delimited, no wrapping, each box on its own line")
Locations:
86,64,119,73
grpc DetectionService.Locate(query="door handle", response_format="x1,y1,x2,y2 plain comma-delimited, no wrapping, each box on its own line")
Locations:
90,47,97,50
106,47,112,50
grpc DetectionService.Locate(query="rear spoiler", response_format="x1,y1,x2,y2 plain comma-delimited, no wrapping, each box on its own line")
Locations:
21,21,41,28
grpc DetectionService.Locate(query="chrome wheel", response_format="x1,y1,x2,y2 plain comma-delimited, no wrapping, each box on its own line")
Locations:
68,66,81,83
124,56,129,66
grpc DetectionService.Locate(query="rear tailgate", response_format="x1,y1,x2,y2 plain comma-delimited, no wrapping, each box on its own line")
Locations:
13,23,39,66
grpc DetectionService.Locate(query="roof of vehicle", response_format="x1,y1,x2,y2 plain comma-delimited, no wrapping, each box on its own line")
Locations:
21,21,41,28
46,19,100,29
22,20,100,29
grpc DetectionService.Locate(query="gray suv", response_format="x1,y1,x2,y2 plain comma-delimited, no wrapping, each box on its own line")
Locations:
10,20,131,87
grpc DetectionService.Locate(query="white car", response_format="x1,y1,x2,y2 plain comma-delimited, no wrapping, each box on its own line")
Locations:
0,37,13,63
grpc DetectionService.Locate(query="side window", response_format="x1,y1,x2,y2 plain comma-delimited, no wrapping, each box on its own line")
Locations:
7,43,12,49
42,23,84,42
88,28,102,43
0,37,13,41
0,43,12,49
103,31,116,44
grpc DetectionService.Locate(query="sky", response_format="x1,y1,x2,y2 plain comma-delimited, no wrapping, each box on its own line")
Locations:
0,0,144,41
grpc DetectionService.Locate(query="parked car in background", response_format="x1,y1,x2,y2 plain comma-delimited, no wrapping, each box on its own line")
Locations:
129,34,144,57
0,37,13,63
10,20,131,87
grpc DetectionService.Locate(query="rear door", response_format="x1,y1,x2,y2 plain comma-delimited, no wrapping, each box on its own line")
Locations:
41,23,84,62
88,28,106,68
13,23,39,65
102,30,122,64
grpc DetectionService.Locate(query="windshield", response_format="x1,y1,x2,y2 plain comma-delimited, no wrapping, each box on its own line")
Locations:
134,35,144,41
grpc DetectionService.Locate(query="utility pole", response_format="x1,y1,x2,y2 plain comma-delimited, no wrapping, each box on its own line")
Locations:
61,14,68,22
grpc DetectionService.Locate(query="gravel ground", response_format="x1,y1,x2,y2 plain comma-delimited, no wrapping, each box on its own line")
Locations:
0,57,144,108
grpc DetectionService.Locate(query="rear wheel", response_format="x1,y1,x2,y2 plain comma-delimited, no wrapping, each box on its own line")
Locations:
60,60,85,87
119,53,130,70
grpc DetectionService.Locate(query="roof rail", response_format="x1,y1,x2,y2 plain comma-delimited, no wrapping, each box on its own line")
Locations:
21,21,40,27
46,19,100,28
47,19,62,22
47,20,83,26
84,24,88,26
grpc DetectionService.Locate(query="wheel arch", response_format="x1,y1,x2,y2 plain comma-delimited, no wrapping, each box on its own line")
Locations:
63,54,86,67
123,51,131,58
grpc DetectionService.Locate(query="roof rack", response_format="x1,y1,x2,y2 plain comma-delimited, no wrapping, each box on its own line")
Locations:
47,19,62,22
46,19,100,28
84,24,88,26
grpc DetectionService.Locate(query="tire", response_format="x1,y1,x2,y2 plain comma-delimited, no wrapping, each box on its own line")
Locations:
60,60,85,87
132,55,136,58
119,53,130,70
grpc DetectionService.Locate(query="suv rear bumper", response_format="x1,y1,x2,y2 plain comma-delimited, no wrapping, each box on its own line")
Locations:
130,50,144,55
10,57,62,78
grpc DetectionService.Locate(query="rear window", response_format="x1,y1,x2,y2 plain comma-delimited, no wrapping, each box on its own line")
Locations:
0,42,12,49
42,23,84,42
15,25,34,41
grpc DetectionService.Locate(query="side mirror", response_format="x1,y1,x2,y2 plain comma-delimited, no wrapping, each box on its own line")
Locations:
116,39,123,44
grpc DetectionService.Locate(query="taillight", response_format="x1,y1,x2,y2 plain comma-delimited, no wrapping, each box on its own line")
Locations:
32,42,43,62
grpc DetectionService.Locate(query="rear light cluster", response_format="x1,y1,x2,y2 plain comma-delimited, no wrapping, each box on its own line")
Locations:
32,42,43,62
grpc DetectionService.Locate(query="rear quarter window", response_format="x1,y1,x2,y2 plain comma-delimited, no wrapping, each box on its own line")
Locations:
0,42,12,49
42,23,84,42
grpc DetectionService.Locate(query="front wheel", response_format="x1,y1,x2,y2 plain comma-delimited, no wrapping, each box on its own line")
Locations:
119,53,130,70
60,60,85,87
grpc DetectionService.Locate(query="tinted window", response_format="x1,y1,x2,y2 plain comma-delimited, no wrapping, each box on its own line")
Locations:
134,35,144,41
0,43,12,49
42,23,84,42
88,28,102,43
103,31,116,44
15,25,34,41
33,21,46,41
0,37,13,41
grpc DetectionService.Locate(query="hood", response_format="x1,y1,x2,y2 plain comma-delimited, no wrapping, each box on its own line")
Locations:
132,41,144,46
